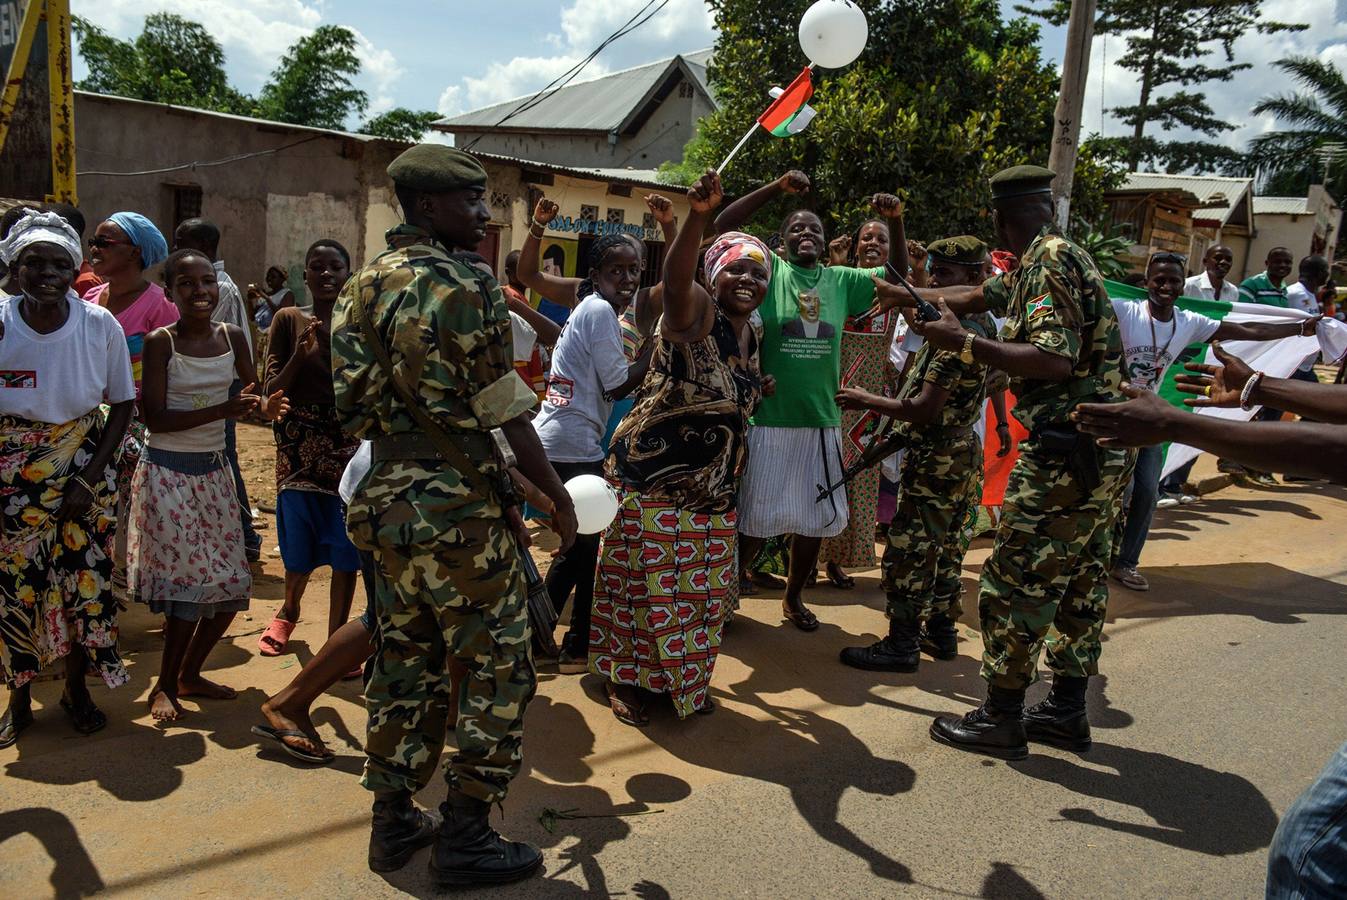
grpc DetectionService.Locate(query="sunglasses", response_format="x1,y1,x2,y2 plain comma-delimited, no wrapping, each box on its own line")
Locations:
1149,251,1187,267
88,236,133,249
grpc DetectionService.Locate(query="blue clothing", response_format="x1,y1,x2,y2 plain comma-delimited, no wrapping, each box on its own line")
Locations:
1118,444,1163,569
1267,741,1347,899
107,211,168,267
538,298,570,326
276,489,361,574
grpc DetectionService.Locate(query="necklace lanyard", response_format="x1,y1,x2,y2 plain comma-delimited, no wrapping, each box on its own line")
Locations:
1147,303,1178,389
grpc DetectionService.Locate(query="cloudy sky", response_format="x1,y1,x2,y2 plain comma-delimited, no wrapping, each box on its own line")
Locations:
70,0,1347,161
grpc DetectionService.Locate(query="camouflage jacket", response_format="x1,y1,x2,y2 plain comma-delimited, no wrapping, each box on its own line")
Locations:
897,312,996,442
982,226,1123,431
331,224,538,549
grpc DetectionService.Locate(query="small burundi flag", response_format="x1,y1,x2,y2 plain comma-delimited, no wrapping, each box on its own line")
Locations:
765,85,816,136
757,66,815,136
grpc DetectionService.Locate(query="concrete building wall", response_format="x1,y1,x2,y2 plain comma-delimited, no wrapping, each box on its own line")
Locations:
73,92,404,294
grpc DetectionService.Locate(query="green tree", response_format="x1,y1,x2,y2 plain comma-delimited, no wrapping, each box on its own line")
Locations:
359,108,439,142
1246,57,1347,201
72,13,252,113
1018,0,1304,172
256,26,368,130
662,0,1116,243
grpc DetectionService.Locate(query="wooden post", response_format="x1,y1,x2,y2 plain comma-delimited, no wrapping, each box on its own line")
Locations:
1048,0,1097,230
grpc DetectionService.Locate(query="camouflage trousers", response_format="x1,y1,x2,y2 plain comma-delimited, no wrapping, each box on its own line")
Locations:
881,434,983,627
979,438,1132,690
361,516,536,803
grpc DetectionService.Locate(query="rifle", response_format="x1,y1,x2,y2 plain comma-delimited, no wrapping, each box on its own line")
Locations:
848,262,942,329
816,426,909,503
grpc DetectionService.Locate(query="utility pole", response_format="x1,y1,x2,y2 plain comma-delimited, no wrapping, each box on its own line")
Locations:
1047,0,1097,231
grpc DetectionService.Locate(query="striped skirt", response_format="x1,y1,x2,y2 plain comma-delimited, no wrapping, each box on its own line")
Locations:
738,425,850,539
589,491,737,719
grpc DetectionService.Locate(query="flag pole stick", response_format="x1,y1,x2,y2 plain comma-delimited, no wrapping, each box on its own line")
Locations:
716,122,760,175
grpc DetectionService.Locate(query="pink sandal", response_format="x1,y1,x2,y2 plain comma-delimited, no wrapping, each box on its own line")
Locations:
258,617,296,657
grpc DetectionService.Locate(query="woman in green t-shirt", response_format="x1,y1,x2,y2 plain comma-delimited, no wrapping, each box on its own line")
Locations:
713,171,908,631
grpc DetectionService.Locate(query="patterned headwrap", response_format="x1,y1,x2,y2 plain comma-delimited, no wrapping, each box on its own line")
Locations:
704,231,772,287
107,211,168,268
0,208,83,267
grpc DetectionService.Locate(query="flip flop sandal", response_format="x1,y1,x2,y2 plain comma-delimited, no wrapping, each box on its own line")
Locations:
251,724,334,764
825,567,856,590
59,697,107,735
606,687,648,728
738,576,758,597
696,697,716,716
258,617,297,657
0,708,34,748
782,605,820,632
342,664,365,680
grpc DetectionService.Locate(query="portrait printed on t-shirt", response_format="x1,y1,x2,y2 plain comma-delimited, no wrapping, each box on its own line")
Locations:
780,289,834,340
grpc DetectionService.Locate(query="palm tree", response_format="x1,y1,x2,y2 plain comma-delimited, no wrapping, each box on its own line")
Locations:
1247,56,1347,198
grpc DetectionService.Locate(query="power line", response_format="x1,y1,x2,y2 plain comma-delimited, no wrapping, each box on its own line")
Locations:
78,135,323,177
462,0,671,150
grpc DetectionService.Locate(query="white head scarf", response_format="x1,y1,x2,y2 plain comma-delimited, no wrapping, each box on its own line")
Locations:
0,208,84,268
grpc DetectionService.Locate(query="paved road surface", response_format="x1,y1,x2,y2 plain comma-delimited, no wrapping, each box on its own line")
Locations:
2,454,1345,898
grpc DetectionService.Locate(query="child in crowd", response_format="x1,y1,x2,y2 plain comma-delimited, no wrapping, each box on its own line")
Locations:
131,249,288,720
259,240,361,659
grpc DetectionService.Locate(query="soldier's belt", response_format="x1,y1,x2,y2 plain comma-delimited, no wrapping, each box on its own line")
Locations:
371,430,492,462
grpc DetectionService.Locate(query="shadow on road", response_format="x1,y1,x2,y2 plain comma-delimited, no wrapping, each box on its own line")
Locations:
1013,741,1278,855
0,807,105,898
1108,563,1347,625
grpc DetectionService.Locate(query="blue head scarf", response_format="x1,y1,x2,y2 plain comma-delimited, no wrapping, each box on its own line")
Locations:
107,211,168,268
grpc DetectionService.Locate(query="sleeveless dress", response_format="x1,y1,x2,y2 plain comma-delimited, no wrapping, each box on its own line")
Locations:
128,326,251,620
589,310,761,718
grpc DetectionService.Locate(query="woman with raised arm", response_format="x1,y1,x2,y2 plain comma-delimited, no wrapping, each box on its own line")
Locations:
589,170,768,725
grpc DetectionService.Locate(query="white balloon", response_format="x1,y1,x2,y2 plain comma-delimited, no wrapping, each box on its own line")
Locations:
798,0,869,69
565,474,620,535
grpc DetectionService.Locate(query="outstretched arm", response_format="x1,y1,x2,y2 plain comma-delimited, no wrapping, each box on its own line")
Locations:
714,170,810,235
504,292,562,347
1073,385,1347,482
871,277,989,315
517,197,583,308
836,381,950,426
1174,341,1347,423
911,300,1070,382
1213,315,1320,342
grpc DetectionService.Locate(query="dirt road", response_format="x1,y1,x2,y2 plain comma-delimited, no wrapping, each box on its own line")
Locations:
2,430,1345,898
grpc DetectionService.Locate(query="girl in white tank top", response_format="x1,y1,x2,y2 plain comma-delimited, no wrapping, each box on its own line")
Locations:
128,249,289,722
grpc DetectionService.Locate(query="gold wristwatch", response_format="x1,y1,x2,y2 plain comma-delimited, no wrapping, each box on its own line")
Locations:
959,331,976,364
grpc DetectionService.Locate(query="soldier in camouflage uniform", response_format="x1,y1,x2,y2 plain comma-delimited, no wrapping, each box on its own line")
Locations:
330,144,577,886
873,166,1129,760
836,236,995,674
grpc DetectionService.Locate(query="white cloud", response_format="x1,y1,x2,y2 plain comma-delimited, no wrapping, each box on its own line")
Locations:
1078,0,1347,164
72,1,407,125
437,84,463,116
433,0,715,118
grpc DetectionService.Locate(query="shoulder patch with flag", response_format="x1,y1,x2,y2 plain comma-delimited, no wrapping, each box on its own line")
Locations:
757,66,815,137
1026,293,1053,318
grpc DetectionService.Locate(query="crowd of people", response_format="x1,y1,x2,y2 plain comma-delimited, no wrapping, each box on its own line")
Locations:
0,142,1343,893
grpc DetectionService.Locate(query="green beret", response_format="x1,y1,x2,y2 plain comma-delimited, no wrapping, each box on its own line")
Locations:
387,144,487,193
926,235,988,267
990,164,1055,201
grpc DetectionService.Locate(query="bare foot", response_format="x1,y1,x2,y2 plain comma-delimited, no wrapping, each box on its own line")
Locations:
178,676,238,700
260,699,330,759
149,689,184,721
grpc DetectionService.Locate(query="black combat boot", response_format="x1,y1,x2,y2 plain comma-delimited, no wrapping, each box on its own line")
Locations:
920,612,959,660
929,686,1028,760
429,792,543,887
368,790,442,872
839,619,921,672
1024,675,1091,751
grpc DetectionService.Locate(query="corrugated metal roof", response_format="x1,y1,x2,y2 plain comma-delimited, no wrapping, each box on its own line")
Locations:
469,150,667,190
1120,172,1253,206
437,50,714,134
1253,196,1312,215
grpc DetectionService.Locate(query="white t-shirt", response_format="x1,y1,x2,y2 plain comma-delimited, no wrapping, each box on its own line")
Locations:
339,441,372,505
1284,283,1321,370
1111,298,1219,391
0,293,136,424
509,311,537,364
532,294,628,463
1183,272,1239,303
